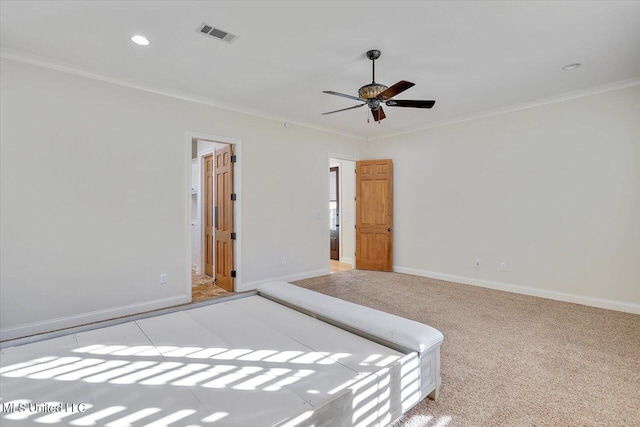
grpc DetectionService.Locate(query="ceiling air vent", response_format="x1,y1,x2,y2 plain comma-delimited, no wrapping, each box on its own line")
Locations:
197,23,239,43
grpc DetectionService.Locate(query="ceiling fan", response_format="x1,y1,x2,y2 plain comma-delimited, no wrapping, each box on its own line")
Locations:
322,49,435,122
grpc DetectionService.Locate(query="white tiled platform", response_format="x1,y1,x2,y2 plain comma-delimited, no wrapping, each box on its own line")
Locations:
1,295,407,427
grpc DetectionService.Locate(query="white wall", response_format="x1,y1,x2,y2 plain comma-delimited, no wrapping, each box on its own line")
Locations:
0,58,365,339
367,85,640,312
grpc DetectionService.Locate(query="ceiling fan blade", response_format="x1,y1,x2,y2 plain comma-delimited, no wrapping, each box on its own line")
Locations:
386,99,436,109
371,106,386,121
377,80,415,100
322,103,366,115
323,90,364,102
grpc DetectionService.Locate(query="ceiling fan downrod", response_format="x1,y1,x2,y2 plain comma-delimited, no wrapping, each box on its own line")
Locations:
359,50,388,101
366,50,381,83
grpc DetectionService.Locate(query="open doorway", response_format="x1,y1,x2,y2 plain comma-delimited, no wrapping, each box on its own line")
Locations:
329,158,355,274
190,137,239,302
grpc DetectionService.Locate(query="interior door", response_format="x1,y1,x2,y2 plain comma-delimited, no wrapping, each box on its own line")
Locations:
204,154,214,276
329,167,340,260
356,159,393,271
215,145,234,291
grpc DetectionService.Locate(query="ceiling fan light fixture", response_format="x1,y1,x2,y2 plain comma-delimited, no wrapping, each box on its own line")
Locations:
131,35,150,46
358,83,388,99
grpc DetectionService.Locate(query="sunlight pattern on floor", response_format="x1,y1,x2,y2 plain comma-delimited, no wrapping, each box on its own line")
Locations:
1,295,426,427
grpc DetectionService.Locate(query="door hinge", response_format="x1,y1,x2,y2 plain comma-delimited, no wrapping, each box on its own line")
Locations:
231,193,237,201
231,232,236,240
231,270,237,278
231,155,237,163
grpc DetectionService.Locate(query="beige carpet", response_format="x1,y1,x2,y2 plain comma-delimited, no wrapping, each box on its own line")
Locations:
293,270,640,427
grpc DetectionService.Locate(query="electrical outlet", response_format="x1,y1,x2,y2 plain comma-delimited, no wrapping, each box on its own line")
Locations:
160,273,168,284
281,257,287,266
475,259,481,268
500,263,507,272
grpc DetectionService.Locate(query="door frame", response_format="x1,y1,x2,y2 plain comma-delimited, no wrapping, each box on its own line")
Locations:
329,166,340,261
186,131,243,297
328,154,357,269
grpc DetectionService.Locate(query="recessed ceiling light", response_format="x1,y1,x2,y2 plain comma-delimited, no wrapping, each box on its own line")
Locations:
131,35,150,46
562,63,581,71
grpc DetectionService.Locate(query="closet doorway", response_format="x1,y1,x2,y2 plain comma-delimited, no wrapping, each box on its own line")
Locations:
190,136,239,301
329,158,355,274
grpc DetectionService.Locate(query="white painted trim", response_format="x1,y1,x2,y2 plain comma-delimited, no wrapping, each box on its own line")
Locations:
0,48,365,141
0,295,189,342
240,269,330,292
190,157,201,276
340,257,354,265
333,163,342,263
394,266,640,315
184,134,194,298
328,152,361,162
186,132,243,292
187,132,241,146
369,77,640,141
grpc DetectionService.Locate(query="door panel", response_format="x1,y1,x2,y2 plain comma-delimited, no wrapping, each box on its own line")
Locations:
215,145,234,292
356,159,393,271
204,155,214,276
329,167,340,260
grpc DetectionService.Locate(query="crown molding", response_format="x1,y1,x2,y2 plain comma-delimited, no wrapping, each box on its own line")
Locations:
3,48,637,144
367,76,640,142
0,48,366,142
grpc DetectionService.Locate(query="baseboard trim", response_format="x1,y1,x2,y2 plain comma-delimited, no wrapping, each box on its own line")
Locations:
1,293,256,349
393,266,640,315
0,295,190,342
239,269,330,292
340,257,354,265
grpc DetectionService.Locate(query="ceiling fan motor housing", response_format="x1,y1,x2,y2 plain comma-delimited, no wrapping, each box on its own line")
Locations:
358,83,389,100
365,49,381,60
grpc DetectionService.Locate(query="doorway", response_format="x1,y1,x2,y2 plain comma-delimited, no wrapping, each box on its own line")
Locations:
329,158,355,274
189,135,240,301
329,166,339,260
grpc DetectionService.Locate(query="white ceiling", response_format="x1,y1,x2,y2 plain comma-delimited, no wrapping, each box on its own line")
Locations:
2,1,639,140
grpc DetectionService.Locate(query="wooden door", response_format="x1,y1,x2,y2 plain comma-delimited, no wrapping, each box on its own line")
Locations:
214,145,234,291
204,155,214,276
329,167,340,260
356,159,393,271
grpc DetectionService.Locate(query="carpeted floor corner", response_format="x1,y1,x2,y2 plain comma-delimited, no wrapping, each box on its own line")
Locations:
293,270,640,427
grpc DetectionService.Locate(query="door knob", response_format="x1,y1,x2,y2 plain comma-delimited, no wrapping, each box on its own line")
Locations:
387,228,392,232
